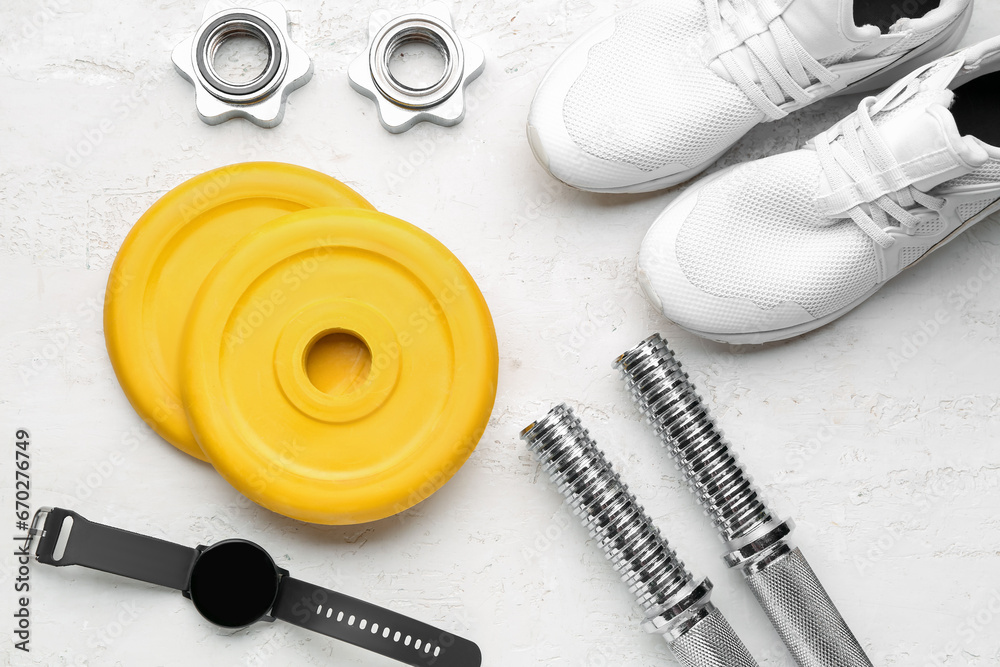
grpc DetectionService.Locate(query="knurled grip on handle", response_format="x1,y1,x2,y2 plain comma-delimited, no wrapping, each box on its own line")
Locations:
744,548,873,667
670,605,759,667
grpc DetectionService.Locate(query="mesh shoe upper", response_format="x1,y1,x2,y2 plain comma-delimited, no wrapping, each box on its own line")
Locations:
528,0,973,193
563,0,762,174
640,40,1000,342
674,151,880,318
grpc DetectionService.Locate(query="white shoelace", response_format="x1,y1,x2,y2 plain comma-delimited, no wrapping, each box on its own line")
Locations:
704,0,840,119
815,96,946,248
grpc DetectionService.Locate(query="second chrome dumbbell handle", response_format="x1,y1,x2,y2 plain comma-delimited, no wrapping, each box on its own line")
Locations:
521,404,758,667
616,335,873,667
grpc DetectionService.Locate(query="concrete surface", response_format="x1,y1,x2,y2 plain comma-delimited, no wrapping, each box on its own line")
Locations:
2,1,1000,665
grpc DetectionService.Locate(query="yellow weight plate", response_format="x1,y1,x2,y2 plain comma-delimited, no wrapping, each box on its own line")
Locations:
104,163,374,461
181,208,498,524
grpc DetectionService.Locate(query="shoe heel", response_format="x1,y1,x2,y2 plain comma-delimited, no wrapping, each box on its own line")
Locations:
836,0,975,97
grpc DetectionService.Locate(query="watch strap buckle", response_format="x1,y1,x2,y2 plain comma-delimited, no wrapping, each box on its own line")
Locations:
30,507,77,565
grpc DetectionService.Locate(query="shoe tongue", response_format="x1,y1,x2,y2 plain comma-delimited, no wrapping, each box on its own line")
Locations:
873,89,990,191
780,0,881,61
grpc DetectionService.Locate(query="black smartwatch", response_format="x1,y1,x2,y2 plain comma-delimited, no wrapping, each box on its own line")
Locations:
29,507,482,666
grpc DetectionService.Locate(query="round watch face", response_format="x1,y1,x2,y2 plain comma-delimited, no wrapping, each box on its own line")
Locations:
189,539,280,628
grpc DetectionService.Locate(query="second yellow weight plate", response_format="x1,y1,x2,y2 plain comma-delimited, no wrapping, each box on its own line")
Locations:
181,207,499,525
104,163,373,461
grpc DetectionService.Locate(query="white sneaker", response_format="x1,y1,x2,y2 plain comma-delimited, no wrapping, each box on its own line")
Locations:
638,36,1000,344
527,0,974,193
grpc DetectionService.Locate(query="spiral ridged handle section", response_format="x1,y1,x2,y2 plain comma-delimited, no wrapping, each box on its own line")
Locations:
521,404,758,667
615,336,771,542
616,334,873,667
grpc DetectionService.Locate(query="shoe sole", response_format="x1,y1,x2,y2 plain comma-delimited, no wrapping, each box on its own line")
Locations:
584,1,975,195
683,195,1000,345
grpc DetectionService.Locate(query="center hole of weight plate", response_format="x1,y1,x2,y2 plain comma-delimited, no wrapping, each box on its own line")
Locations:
387,30,448,90
211,28,270,84
306,331,373,396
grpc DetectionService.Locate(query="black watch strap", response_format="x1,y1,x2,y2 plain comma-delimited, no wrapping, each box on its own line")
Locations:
272,577,482,667
32,507,197,590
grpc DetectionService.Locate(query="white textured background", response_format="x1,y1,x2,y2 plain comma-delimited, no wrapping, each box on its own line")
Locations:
3,1,1000,665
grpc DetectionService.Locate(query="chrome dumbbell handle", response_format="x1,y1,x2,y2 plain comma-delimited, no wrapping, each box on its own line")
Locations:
521,404,758,667
616,335,873,667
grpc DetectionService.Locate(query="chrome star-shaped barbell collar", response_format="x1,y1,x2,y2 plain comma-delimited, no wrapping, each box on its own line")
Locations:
172,1,313,128
349,2,485,133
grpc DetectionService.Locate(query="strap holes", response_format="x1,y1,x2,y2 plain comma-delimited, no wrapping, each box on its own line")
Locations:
348,615,356,626
424,643,432,653
415,639,422,650
394,631,402,642
405,635,412,646
316,604,323,615
52,516,74,562
337,611,344,622
383,627,391,638
370,623,379,634
325,608,333,619
359,619,367,630
434,647,441,657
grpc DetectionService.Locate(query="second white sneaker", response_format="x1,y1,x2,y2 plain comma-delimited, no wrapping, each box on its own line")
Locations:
527,0,974,193
638,36,1000,343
